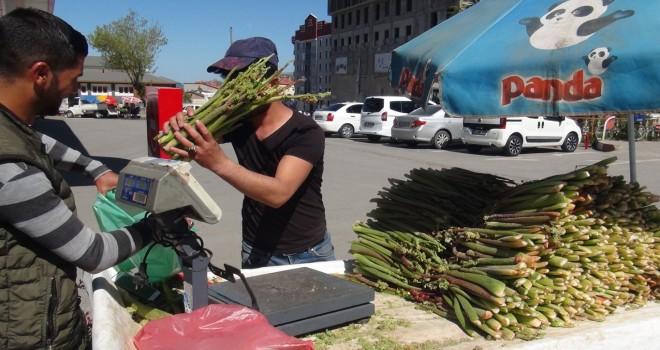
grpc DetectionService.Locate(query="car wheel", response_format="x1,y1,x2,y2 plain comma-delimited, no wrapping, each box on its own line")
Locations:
465,145,482,154
433,130,451,150
367,135,381,142
561,132,579,152
338,124,354,139
503,134,523,156
65,111,74,118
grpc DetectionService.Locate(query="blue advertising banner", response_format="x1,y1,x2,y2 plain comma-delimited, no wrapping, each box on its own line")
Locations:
391,0,660,117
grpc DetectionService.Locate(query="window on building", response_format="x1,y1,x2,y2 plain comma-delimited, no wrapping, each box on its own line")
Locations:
374,31,379,41
80,85,87,93
406,25,412,36
364,6,369,23
341,38,345,47
375,3,380,20
384,1,390,17
91,85,108,94
394,27,399,38
348,37,352,46
334,16,338,28
356,35,360,44
341,14,345,29
348,12,352,25
384,29,389,40
364,33,368,43
406,0,412,11
431,12,438,26
356,9,361,25
395,0,401,16
334,39,337,48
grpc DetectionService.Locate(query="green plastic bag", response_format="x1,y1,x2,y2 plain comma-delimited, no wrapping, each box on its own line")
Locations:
93,189,180,282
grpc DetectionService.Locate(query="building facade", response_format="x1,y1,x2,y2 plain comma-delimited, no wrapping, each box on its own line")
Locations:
328,0,458,104
292,14,333,112
0,0,54,16
78,56,177,102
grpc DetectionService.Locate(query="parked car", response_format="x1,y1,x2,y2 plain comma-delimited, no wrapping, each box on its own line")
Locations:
59,97,109,118
461,116,582,156
312,102,363,138
183,103,204,112
359,96,418,142
391,105,463,149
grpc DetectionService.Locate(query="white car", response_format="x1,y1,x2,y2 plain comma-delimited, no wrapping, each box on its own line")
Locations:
461,116,582,156
359,96,418,142
391,105,463,149
183,103,204,112
312,102,363,138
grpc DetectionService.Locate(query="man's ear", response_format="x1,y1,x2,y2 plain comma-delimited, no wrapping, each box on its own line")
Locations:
30,62,51,84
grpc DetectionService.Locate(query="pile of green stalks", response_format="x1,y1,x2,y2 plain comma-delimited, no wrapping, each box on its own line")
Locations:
350,156,659,340
155,55,329,159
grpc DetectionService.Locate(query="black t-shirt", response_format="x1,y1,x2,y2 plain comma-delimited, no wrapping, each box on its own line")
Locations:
224,112,326,254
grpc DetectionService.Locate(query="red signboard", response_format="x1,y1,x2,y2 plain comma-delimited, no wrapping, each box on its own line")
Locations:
145,87,183,159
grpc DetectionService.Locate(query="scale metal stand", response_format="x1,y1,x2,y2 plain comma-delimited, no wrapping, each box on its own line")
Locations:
117,157,375,334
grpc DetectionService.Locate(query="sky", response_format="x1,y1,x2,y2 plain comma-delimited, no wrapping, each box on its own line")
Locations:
54,1,330,83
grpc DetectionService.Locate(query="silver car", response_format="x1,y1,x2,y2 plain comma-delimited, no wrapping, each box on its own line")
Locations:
391,105,463,149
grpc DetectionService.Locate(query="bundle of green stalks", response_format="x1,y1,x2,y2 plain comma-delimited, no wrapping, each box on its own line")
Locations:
155,55,329,159
349,157,659,341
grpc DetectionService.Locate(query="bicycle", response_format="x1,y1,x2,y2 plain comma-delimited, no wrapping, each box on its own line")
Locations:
594,115,618,140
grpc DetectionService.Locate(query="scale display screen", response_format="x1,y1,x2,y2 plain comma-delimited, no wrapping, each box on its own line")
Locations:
119,174,153,207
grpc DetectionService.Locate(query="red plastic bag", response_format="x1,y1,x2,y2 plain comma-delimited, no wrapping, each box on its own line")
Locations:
133,304,314,350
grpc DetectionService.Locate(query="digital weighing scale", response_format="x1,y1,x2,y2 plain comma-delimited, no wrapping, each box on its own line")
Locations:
117,157,375,334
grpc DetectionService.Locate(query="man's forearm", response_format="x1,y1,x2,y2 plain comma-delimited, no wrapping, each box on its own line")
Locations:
39,132,111,180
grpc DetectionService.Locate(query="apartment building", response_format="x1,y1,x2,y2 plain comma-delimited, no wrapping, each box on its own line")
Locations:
328,0,458,103
292,14,333,112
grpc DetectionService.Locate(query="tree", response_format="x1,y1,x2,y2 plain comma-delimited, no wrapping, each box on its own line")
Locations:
449,0,480,17
88,10,167,98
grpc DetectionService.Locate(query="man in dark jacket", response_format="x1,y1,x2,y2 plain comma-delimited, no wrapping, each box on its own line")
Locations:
0,8,156,349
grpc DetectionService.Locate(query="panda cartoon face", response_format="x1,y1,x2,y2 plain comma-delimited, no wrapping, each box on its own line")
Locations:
583,47,617,75
520,0,634,50
540,0,608,27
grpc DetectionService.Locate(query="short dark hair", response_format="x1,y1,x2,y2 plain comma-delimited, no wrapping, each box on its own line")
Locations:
0,8,88,78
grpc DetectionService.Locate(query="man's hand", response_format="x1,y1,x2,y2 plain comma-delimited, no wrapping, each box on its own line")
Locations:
161,109,195,135
170,120,228,172
95,171,119,195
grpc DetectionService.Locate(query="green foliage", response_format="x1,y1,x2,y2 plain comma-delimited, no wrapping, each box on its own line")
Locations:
88,9,168,98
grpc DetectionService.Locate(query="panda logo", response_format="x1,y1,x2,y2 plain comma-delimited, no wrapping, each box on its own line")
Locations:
582,47,617,75
520,0,634,50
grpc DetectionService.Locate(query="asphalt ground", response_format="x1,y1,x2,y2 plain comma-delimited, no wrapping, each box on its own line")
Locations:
33,115,660,269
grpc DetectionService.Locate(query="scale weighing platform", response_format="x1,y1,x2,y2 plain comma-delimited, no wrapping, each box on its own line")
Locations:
117,157,375,334
208,267,375,336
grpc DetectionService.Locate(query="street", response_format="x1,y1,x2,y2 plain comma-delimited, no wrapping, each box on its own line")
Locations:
34,116,660,268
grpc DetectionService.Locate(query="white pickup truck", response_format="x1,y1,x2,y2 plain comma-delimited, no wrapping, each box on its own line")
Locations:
60,97,109,118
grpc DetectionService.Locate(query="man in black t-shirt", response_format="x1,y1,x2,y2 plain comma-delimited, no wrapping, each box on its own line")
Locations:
163,37,335,268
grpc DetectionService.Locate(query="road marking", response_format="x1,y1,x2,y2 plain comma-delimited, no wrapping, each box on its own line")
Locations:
550,151,592,157
485,157,537,161
604,158,660,166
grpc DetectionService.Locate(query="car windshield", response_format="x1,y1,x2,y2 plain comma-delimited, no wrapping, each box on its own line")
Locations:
409,105,443,116
362,98,384,113
319,103,345,112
